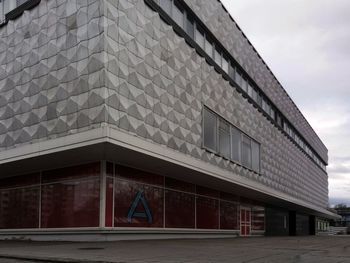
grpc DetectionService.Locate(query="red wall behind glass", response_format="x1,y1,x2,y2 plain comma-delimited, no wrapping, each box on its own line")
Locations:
0,162,264,231
105,177,114,227
41,178,100,228
220,201,239,230
196,196,219,229
0,187,40,229
41,163,100,228
165,190,195,228
114,165,249,231
0,173,40,229
114,179,164,228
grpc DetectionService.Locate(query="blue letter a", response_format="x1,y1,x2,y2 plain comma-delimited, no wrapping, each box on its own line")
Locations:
127,190,153,224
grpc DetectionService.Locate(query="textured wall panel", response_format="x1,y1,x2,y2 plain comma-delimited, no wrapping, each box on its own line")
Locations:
183,0,328,163
0,0,328,210
102,0,328,208
0,0,107,150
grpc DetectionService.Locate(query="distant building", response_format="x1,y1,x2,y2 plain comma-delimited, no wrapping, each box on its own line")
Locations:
334,208,350,229
0,0,339,240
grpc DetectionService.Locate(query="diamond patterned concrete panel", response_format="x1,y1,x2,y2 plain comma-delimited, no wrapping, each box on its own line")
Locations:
0,0,328,211
183,0,328,163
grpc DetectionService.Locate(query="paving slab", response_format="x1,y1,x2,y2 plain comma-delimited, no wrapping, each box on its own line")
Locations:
0,236,349,263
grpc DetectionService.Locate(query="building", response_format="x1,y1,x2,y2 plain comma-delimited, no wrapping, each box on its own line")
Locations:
334,207,350,232
0,0,339,240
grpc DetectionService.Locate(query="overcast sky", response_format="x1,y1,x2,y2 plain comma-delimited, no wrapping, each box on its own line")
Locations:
220,0,350,206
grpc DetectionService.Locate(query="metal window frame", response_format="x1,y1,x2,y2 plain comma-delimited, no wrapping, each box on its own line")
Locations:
202,107,218,154
4,0,40,22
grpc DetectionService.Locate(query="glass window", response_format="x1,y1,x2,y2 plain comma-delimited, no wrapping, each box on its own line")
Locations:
214,47,222,67
186,15,195,38
262,99,270,115
235,70,242,86
195,24,205,49
252,207,265,231
251,88,258,102
115,179,164,228
256,93,262,106
205,37,213,58
0,172,40,229
276,114,282,127
4,0,16,14
231,126,241,162
165,190,195,228
219,119,230,158
0,2,3,22
270,108,275,120
251,140,260,172
241,78,248,92
220,201,238,230
17,0,29,6
203,108,217,151
229,63,235,80
196,196,219,229
41,178,100,228
291,129,295,140
173,0,184,28
159,0,172,15
222,56,229,73
241,135,252,168
247,83,253,97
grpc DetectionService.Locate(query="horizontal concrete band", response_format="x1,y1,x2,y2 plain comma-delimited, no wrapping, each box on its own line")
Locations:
0,126,340,220
0,228,240,234
0,228,247,241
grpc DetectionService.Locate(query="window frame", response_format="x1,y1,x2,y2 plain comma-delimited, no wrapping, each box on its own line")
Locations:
185,13,195,38
241,77,248,93
222,55,229,74
172,0,185,28
205,36,214,58
202,107,218,153
241,134,252,169
218,118,231,159
202,106,261,174
159,0,172,16
214,46,222,67
229,62,235,81
194,23,205,49
230,125,241,163
251,139,261,173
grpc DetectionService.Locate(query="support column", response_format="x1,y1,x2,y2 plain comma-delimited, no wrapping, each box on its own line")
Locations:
99,161,107,228
309,215,316,235
289,211,296,236
105,162,114,227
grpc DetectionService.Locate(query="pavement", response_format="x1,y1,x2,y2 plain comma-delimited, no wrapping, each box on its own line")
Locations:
0,236,349,263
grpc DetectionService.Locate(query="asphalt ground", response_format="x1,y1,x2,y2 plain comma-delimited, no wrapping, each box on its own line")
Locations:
0,236,349,263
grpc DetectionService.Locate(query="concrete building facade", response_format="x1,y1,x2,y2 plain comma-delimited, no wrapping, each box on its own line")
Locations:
0,0,338,240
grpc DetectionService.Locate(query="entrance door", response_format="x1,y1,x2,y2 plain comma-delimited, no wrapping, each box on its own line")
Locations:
240,208,251,236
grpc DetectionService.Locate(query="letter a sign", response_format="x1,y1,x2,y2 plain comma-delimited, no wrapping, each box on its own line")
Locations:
127,190,153,224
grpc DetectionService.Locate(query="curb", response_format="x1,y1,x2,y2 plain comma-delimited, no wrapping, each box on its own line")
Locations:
0,255,122,263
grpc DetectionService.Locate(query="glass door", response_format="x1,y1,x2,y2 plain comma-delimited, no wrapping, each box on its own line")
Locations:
240,207,251,236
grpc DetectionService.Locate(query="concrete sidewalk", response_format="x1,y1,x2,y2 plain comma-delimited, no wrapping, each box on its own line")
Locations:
0,236,349,263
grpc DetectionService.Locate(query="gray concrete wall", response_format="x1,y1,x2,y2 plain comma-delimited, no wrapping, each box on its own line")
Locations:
0,0,328,209
102,0,328,208
0,0,107,150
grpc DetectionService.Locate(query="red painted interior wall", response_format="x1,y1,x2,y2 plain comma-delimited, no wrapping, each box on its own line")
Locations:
0,163,100,229
0,162,265,231
111,164,265,230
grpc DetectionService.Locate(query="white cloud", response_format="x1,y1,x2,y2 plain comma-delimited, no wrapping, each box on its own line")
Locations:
221,0,350,204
